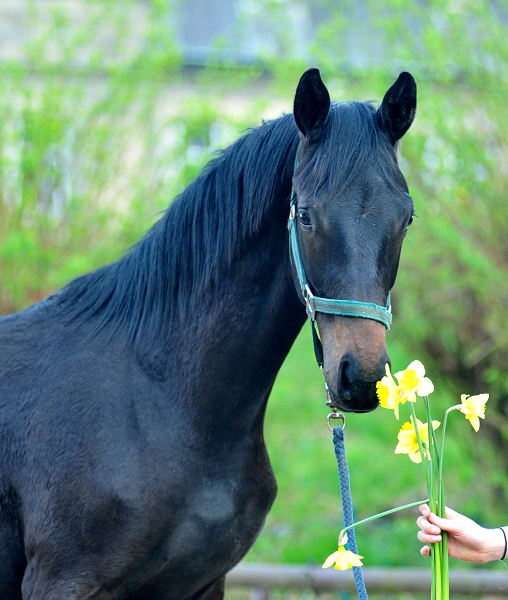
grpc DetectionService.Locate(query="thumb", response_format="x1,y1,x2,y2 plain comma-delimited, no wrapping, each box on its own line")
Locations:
427,511,461,534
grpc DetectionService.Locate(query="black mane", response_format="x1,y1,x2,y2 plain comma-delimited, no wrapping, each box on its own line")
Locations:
59,112,300,338
59,101,395,341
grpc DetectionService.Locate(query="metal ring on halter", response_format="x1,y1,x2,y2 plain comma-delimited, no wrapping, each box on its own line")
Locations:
327,412,346,432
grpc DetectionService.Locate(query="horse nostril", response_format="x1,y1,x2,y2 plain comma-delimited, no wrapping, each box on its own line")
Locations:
338,357,352,399
331,353,388,412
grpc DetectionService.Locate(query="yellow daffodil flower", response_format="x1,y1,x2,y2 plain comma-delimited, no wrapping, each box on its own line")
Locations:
395,417,440,463
322,545,364,570
459,393,489,432
395,360,434,404
376,364,404,420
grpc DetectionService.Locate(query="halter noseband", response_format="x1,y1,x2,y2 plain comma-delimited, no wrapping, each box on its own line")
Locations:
287,147,392,367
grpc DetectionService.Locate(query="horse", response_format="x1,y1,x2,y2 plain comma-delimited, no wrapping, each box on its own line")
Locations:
0,68,416,600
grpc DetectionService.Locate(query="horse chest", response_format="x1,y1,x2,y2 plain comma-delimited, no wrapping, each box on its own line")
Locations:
18,437,276,600
165,450,277,560
125,452,277,598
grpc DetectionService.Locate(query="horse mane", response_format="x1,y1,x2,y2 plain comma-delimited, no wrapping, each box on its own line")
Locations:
59,111,300,339
59,100,396,342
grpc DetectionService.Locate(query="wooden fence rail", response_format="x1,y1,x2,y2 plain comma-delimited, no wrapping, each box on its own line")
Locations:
225,564,508,597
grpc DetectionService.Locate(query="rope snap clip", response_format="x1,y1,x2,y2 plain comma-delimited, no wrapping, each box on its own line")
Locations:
327,411,346,432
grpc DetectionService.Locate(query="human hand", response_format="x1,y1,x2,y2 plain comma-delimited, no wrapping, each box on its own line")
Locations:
417,504,507,563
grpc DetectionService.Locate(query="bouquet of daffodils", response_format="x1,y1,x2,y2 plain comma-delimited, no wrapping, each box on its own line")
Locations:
323,359,488,600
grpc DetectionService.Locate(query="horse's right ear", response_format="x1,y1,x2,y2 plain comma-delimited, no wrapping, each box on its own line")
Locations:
294,68,331,143
378,72,417,144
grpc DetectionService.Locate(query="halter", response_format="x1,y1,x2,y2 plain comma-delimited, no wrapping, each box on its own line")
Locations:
287,147,392,367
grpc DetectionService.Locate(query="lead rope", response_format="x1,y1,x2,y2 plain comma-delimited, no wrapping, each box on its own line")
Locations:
328,414,369,599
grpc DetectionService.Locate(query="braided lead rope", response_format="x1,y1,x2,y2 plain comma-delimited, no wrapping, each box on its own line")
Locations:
332,425,369,600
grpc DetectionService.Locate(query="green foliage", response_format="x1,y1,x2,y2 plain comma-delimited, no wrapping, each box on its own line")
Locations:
1,0,508,572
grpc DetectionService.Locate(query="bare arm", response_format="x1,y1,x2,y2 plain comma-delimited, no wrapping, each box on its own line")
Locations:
417,504,507,563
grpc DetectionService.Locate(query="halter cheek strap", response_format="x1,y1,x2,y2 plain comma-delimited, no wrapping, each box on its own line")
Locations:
288,205,392,328
287,148,392,367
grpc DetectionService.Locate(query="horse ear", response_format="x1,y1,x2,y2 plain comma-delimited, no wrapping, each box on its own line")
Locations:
294,68,331,143
378,72,417,144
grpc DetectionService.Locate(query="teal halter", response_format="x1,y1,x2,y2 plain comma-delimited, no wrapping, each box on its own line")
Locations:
287,149,392,366
288,204,392,328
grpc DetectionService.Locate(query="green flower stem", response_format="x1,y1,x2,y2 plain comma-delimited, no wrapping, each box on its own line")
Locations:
409,403,437,600
424,396,440,514
408,402,430,489
427,441,437,600
425,395,447,600
423,395,450,600
434,538,442,599
438,410,451,600
410,399,438,599
440,482,449,600
424,396,441,471
338,498,429,542
438,409,451,517
408,394,435,596
428,441,436,510
438,410,449,597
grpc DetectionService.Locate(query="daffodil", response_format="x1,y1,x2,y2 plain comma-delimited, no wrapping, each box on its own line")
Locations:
395,360,434,404
377,364,404,419
322,545,364,570
395,417,440,463
459,393,489,432
375,361,489,599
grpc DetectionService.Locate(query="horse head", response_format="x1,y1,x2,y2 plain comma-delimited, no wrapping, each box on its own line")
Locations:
290,68,416,413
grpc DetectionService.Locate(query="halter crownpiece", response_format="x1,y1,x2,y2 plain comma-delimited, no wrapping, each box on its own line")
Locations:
287,150,393,331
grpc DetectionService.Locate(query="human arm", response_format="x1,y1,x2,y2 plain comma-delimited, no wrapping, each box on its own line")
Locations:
417,503,507,563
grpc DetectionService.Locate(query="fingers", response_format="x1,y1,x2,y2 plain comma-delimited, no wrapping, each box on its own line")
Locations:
417,506,442,545
418,505,458,533
427,511,462,533
419,504,458,524
420,545,431,557
417,517,442,544
417,515,441,534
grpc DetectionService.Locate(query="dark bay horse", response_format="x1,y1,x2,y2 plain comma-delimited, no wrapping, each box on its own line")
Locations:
0,69,416,599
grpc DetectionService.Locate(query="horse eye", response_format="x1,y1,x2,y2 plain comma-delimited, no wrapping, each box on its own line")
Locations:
298,210,312,228
406,213,415,230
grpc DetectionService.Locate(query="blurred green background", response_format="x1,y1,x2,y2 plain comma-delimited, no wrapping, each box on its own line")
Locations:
1,0,508,576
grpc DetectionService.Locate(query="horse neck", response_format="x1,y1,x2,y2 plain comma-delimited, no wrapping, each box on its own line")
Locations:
68,117,306,430
174,207,306,433
139,144,306,430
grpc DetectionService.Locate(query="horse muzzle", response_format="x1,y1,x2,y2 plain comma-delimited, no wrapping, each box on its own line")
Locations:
326,365,383,413
319,316,389,413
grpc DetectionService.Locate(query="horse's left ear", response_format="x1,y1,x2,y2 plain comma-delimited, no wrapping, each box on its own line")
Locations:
378,72,417,144
294,68,331,143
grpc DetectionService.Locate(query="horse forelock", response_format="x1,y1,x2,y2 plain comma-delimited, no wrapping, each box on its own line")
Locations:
295,101,402,201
